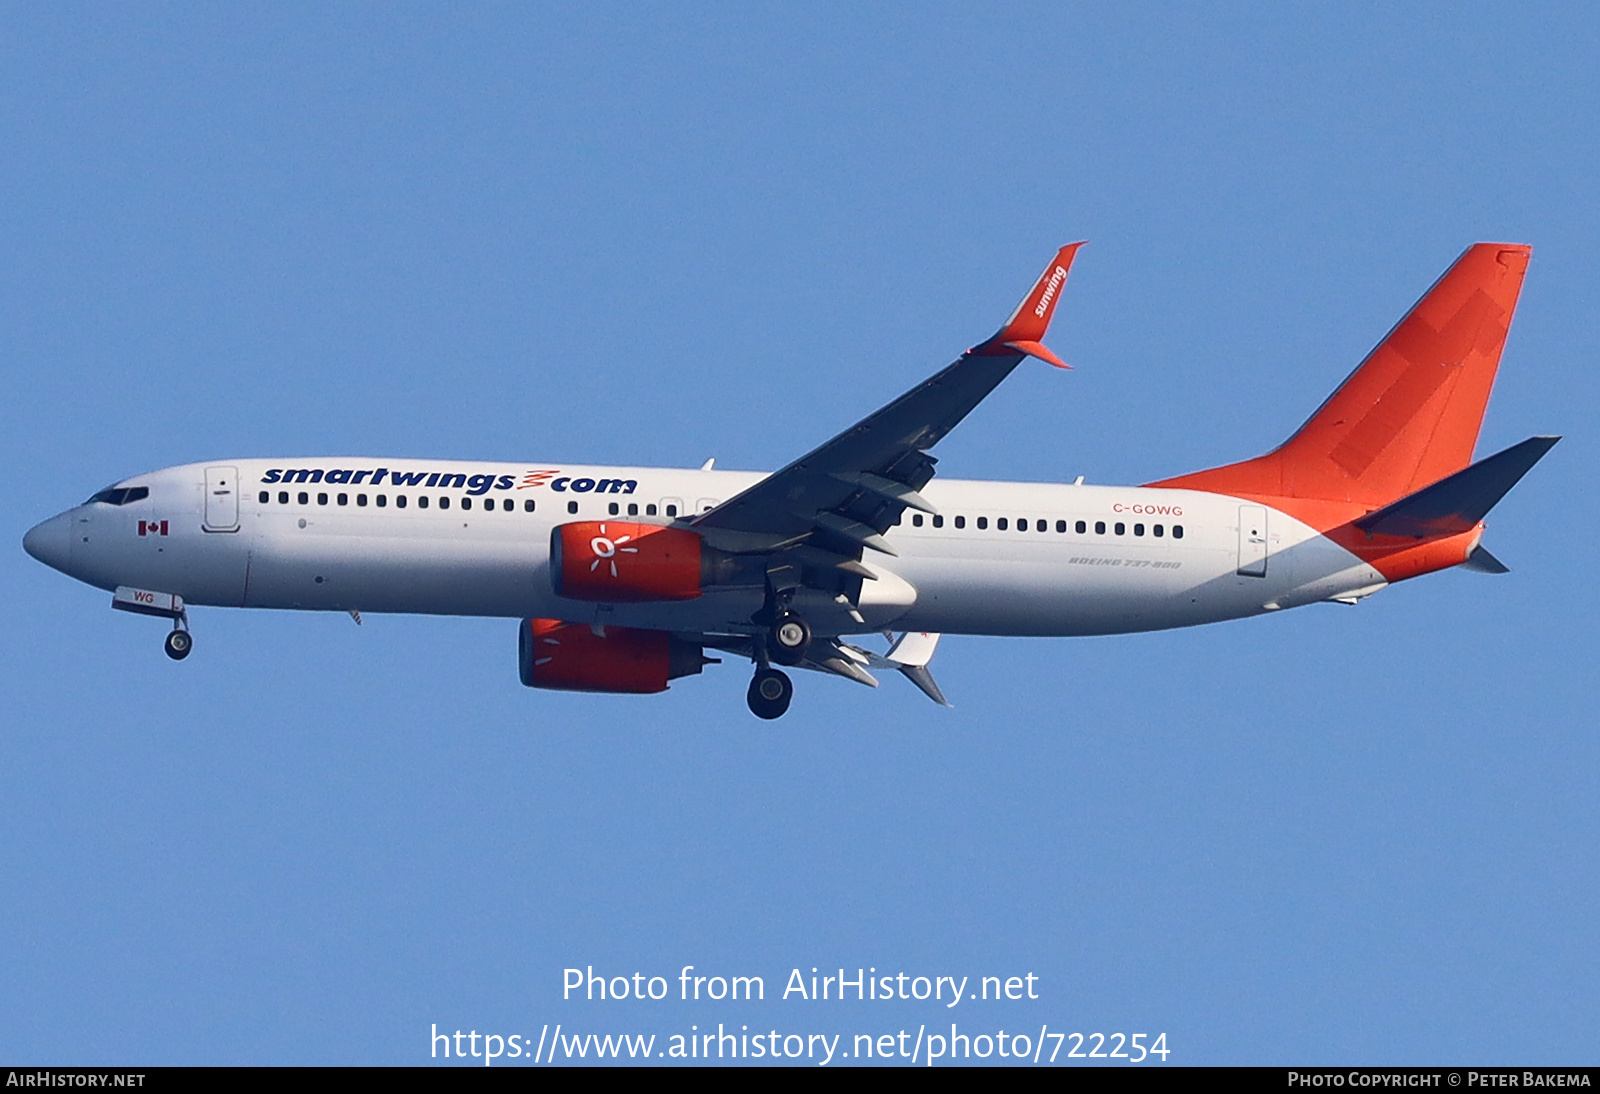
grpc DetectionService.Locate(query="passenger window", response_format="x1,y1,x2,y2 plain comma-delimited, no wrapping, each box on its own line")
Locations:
1173,525,1184,538
523,499,535,512
461,497,471,510
1094,521,1105,534
439,496,450,510
1134,523,1144,536
1037,520,1048,532
504,499,514,511
568,501,578,514
317,492,328,505
954,516,966,529
627,503,638,516
396,495,407,508
419,496,429,509
357,494,367,507
1114,522,1125,535
608,502,619,515
298,492,309,505
377,495,387,507
912,514,923,527
337,493,348,506
977,517,988,529
665,504,677,517
932,515,943,528
279,491,289,504
258,491,269,503
646,504,657,516
997,518,1007,530
1075,520,1086,533
1056,520,1066,533
1153,524,1163,537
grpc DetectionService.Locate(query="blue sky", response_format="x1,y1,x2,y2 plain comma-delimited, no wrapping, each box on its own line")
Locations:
3,4,1596,1065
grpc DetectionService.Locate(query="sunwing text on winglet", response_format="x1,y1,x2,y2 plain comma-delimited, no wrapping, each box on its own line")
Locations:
970,241,1084,368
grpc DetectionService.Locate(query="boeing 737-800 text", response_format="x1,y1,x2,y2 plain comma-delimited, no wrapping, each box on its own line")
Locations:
23,243,1556,718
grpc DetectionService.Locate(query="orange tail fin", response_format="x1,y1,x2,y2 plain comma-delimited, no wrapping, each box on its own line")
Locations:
1151,243,1531,506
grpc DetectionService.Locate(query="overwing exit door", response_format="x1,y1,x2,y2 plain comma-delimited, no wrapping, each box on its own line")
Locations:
204,466,240,532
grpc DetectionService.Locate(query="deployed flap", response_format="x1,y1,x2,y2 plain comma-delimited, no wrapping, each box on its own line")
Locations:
798,637,880,688
863,632,952,706
1354,435,1559,538
899,663,952,708
885,630,940,667
692,245,1082,562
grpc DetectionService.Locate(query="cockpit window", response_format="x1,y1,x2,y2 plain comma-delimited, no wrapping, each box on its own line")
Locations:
85,485,149,506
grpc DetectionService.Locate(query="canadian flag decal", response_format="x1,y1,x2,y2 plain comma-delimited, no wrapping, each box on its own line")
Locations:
138,520,169,537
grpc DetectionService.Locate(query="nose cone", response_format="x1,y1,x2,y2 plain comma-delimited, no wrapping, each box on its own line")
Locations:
23,512,73,573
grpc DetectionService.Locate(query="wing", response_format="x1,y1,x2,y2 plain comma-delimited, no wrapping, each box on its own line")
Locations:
690,243,1083,570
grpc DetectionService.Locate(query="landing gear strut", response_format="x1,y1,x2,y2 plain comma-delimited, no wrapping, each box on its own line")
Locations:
163,626,192,661
747,667,793,720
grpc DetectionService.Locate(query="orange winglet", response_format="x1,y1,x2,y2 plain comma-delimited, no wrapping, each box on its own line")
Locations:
971,242,1084,366
1002,339,1070,369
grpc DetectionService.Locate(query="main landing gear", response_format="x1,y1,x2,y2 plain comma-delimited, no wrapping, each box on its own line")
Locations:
747,667,793,720
747,610,808,718
767,611,811,666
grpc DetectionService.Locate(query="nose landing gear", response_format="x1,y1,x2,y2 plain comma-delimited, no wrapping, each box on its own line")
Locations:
163,627,192,661
111,587,192,661
747,667,793,720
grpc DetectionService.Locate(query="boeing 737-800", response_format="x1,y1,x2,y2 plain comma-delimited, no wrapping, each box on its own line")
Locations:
23,243,1556,718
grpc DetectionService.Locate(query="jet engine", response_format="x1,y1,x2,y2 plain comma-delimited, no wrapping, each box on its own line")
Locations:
518,618,708,693
550,521,707,602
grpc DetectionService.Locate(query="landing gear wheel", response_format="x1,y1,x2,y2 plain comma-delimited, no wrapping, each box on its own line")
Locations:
767,612,811,667
164,629,192,661
747,668,793,720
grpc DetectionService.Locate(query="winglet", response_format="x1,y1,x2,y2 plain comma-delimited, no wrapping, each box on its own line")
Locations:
971,242,1084,368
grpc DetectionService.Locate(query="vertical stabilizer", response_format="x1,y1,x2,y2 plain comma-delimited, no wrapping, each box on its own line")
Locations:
1152,244,1531,506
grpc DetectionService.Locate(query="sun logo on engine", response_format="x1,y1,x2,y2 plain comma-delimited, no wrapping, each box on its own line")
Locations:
588,524,639,578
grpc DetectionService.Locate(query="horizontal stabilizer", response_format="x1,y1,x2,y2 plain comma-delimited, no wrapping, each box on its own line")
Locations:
1354,435,1559,539
1460,544,1510,574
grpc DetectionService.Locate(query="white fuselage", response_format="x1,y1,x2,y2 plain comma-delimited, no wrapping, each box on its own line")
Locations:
38,458,1389,638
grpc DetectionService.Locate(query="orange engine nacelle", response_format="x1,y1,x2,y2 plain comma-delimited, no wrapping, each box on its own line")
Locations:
550,521,704,602
518,618,706,694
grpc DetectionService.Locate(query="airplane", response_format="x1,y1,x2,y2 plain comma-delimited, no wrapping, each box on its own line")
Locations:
23,242,1557,719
